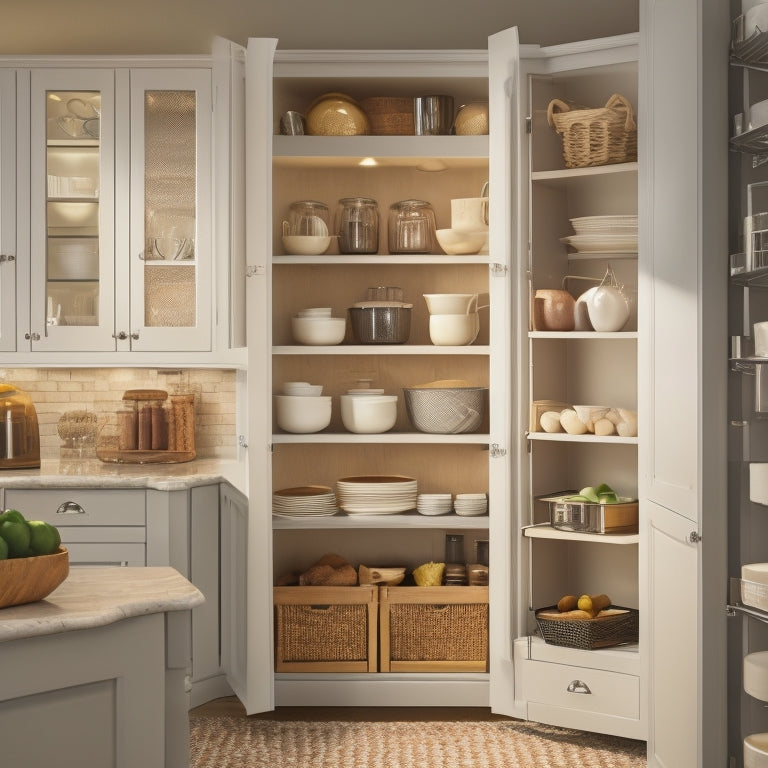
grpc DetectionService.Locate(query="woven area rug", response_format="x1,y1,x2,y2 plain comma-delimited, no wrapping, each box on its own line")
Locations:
190,717,646,768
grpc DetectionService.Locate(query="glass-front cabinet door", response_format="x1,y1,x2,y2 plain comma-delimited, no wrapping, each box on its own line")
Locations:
127,69,212,353
28,69,116,351
0,69,16,352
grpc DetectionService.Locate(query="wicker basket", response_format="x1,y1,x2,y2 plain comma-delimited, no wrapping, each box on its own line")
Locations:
403,386,487,434
535,605,639,650
273,585,378,672
379,585,489,672
360,97,415,136
546,93,637,169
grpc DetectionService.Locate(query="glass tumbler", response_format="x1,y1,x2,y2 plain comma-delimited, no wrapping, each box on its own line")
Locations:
335,197,379,254
388,200,436,254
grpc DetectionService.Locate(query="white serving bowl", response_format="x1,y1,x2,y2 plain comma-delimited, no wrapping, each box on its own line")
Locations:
291,315,346,345
282,381,324,396
435,228,486,255
296,307,332,317
745,651,768,702
429,312,480,346
423,293,478,315
275,395,332,433
745,733,768,768
340,393,398,434
281,234,332,255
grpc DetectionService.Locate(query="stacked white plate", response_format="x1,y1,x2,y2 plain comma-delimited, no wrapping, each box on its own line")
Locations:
272,485,338,518
454,493,488,516
416,493,453,516
560,215,638,253
336,475,418,515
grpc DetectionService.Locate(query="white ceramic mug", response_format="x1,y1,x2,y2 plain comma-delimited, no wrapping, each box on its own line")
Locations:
423,293,478,315
429,312,480,345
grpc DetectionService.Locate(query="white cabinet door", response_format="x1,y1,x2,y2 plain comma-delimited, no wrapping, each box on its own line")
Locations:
27,68,117,351
127,68,213,353
638,0,729,765
0,69,16,352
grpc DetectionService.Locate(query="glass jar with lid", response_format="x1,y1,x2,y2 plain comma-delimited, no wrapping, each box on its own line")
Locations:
388,199,436,254
335,197,379,254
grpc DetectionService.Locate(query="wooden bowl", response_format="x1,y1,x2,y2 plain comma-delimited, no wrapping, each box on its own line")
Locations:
0,547,69,609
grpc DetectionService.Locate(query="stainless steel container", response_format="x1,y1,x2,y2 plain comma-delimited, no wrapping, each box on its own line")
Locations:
348,305,411,344
414,95,455,136
540,492,639,534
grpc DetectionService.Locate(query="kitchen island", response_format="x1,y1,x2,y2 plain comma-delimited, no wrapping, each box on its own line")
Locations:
0,566,204,768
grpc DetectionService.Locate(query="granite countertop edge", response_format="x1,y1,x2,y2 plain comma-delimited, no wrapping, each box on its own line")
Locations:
0,566,205,643
0,457,247,495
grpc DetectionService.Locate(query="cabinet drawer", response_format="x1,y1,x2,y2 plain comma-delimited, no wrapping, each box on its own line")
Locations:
519,658,639,719
4,489,145,526
64,542,146,567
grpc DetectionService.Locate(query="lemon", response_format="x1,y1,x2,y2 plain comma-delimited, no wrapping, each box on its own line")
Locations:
28,520,60,556
0,519,31,557
577,594,593,612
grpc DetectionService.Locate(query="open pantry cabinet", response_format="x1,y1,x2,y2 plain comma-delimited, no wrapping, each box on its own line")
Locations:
502,36,644,740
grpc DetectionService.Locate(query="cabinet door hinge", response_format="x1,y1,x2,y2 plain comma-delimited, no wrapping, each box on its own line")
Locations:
246,264,265,277
490,263,508,277
525,115,532,134
489,443,507,458
688,531,702,544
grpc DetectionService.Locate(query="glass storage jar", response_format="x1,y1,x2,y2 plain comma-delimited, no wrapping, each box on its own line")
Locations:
388,199,436,254
335,197,379,254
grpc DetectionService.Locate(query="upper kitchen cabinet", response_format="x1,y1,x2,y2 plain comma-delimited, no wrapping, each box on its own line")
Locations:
0,69,16,352
3,41,245,366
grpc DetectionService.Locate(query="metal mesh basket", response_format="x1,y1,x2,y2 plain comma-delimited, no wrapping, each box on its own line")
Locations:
535,605,639,650
403,386,487,434
348,306,411,344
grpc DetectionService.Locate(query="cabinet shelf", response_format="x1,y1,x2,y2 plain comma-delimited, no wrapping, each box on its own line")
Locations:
273,344,490,355
530,162,638,183
273,431,490,444
273,254,493,266
272,510,489,530
273,135,489,166
527,431,638,445
730,123,768,155
516,635,640,675
529,330,638,340
523,522,639,545
728,576,768,625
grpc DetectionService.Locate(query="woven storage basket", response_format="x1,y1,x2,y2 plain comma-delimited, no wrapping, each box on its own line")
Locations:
535,605,639,650
360,97,415,136
379,585,489,672
274,585,378,672
403,386,487,434
546,93,637,169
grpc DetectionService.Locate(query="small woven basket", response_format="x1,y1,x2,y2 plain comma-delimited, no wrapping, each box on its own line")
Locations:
546,93,637,169
535,605,639,650
360,97,415,135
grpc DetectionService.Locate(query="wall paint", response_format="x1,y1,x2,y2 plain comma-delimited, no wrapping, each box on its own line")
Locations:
1,0,638,55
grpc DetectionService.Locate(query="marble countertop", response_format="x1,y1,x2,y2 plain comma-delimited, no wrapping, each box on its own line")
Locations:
0,456,247,495
0,566,205,642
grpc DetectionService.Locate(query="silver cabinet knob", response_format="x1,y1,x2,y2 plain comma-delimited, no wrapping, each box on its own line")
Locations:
112,331,128,340
24,332,40,341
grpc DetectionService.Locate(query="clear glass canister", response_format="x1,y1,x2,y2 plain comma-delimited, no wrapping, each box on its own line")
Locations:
284,200,330,236
335,197,379,254
388,199,436,254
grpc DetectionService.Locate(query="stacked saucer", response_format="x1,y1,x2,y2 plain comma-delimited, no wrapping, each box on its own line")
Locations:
454,493,488,516
336,475,417,515
272,485,338,518
416,493,453,516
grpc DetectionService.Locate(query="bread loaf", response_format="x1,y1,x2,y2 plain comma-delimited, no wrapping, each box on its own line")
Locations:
299,553,358,586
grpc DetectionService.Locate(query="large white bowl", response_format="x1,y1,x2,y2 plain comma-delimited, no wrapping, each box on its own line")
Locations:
745,733,768,768
291,315,346,345
282,381,324,396
275,395,332,433
745,651,768,702
282,234,332,255
746,3,768,38
435,228,486,255
340,393,398,434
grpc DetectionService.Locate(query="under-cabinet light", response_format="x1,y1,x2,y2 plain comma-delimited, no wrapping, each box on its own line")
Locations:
359,157,378,167
417,159,448,172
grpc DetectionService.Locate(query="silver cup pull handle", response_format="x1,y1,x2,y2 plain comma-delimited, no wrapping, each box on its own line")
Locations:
566,679,592,695
57,501,85,515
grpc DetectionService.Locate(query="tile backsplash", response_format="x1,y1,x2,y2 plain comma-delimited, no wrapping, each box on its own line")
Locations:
0,368,238,459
